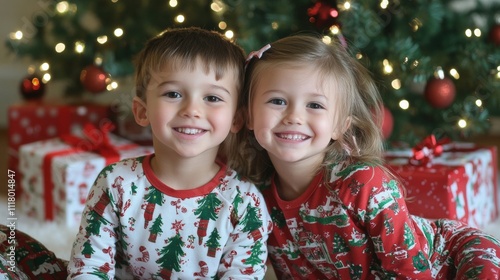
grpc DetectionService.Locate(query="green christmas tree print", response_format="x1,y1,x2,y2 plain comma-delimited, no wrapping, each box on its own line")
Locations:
206,228,221,257
403,223,416,249
335,162,370,179
383,214,395,235
81,240,95,258
349,263,363,280
332,233,350,254
385,180,402,199
131,182,138,195
241,204,263,241
156,233,185,278
464,266,484,278
149,214,163,243
143,186,164,229
412,251,430,272
244,240,265,267
85,210,110,237
194,193,222,245
90,267,109,280
115,225,130,252
230,187,243,227
271,207,286,228
99,164,115,178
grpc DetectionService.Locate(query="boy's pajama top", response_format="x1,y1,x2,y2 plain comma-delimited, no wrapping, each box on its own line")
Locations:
67,154,272,279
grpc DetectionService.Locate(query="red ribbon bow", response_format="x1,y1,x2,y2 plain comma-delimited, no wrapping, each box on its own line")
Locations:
60,121,121,164
409,135,448,166
42,121,137,220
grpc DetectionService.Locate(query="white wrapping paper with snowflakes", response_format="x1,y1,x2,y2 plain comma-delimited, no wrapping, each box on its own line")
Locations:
385,142,498,229
19,123,153,226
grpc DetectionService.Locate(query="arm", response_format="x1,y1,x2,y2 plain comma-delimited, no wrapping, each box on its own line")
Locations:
67,168,120,279
217,184,272,279
351,166,433,278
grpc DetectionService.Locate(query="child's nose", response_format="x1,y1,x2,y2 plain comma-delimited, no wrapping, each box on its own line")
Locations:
283,108,303,125
180,99,201,118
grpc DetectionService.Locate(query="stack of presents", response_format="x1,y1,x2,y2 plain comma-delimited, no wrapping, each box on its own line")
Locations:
8,102,499,230
8,102,153,227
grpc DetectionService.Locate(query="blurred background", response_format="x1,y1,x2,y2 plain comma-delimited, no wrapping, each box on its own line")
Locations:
1,0,499,143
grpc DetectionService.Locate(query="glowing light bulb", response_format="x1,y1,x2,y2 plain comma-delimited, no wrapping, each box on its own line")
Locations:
399,99,409,110
391,79,401,90
224,30,234,39
175,15,185,23
458,119,467,128
55,43,65,53
114,28,124,37
75,41,85,53
40,62,49,71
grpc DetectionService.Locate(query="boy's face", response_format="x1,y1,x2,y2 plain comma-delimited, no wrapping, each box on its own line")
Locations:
133,59,239,159
249,64,342,166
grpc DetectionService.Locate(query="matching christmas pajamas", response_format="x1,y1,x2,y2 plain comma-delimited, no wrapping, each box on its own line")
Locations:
262,162,500,279
67,154,272,279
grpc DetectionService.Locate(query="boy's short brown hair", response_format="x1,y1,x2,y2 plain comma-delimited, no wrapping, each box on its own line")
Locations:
134,27,245,101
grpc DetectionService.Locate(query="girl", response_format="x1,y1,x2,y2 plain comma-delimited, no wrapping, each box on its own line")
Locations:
67,27,272,279
232,34,500,279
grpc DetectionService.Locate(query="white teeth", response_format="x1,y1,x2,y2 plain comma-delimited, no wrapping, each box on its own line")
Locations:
279,134,307,141
177,128,203,135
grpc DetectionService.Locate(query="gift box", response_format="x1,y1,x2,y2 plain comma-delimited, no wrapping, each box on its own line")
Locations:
18,123,153,226
385,137,498,229
8,102,112,176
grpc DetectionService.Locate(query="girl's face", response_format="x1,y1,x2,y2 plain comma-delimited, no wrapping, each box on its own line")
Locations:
133,58,240,159
249,64,343,166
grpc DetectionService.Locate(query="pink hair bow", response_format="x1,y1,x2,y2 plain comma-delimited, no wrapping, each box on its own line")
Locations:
245,44,271,64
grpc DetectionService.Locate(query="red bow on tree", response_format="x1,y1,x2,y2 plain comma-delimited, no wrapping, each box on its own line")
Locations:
409,135,449,166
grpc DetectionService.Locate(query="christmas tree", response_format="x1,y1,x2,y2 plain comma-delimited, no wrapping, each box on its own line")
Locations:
6,0,500,144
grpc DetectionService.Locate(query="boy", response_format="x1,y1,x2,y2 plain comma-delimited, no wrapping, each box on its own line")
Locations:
67,27,271,279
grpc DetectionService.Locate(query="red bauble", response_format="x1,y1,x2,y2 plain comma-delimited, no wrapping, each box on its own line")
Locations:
307,0,339,29
424,77,456,109
20,75,45,100
488,24,500,46
80,65,109,93
381,106,394,140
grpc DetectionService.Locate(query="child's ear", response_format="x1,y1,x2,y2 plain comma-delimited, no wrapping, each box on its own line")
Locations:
332,116,351,140
230,108,245,133
132,97,149,127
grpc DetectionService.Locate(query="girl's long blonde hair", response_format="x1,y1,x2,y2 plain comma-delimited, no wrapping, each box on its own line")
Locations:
228,33,386,185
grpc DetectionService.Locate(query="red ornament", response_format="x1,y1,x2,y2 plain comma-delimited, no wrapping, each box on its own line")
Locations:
80,65,109,93
488,24,500,46
381,106,394,140
20,74,45,100
424,77,456,109
308,0,340,29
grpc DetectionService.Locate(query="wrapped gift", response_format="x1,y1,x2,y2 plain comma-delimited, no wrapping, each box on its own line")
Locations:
8,102,112,176
18,123,153,226
385,136,498,229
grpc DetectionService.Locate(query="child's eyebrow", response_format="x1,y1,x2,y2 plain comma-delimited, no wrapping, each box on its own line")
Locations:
156,80,232,95
208,84,231,95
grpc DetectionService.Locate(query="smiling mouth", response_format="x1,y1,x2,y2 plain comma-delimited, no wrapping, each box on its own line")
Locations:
175,128,206,135
276,133,309,141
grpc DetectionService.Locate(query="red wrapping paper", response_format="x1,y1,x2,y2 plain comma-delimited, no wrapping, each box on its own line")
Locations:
385,142,498,229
